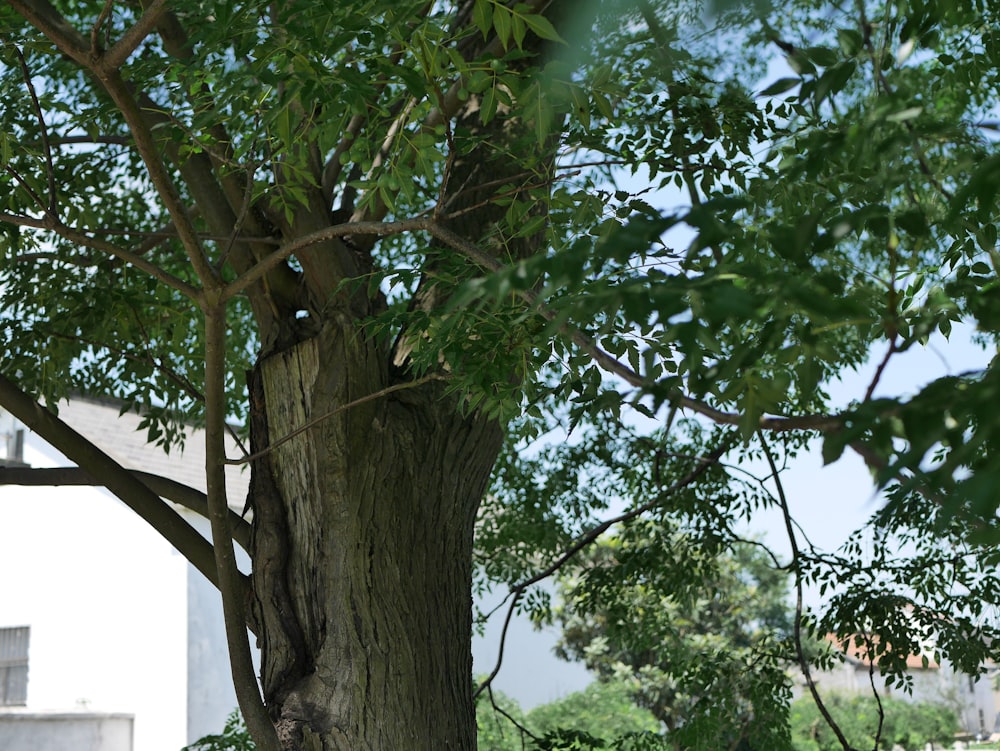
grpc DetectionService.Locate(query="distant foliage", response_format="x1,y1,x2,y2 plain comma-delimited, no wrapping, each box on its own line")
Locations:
526,681,662,745
549,513,796,751
789,694,957,751
476,680,663,751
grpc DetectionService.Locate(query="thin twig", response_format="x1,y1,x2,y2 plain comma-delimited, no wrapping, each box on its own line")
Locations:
864,632,886,751
473,589,523,700
863,336,897,402
48,133,131,146
322,112,367,203
4,165,48,214
216,157,259,271
487,685,538,744
224,374,450,465
90,0,115,53
11,44,57,215
760,431,854,751
433,77,457,220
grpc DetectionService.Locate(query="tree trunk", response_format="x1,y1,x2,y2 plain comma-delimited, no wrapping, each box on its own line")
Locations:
247,322,502,751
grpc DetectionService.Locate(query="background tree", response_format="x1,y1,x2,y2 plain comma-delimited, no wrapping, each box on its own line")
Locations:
551,524,794,750
524,680,662,750
788,694,958,751
4,1,1000,751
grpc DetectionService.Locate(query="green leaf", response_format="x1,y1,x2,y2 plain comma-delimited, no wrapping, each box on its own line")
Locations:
493,4,512,48
758,77,801,96
805,46,839,67
480,82,499,124
521,13,564,44
837,27,864,56
472,0,492,40
885,106,923,122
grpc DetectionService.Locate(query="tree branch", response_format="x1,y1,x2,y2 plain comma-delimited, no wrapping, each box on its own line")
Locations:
90,0,114,54
0,466,251,551
8,0,89,63
220,217,435,301
0,371,225,592
421,219,845,433
760,431,854,751
48,133,131,146
203,305,279,751
243,215,847,433
3,165,49,214
103,0,169,69
10,44,57,215
97,69,219,289
1,212,202,299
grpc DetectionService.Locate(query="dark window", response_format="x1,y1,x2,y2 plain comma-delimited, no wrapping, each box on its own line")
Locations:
0,626,30,706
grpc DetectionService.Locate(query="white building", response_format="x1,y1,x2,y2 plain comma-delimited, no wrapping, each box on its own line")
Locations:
0,398,251,751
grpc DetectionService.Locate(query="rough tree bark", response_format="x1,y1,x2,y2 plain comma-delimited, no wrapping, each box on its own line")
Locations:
244,101,546,751
248,334,503,751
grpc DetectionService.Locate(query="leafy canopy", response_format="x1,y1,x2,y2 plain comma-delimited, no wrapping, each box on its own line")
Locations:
3,0,1000,747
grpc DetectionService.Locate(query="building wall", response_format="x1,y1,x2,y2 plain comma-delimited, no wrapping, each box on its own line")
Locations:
0,440,188,751
183,512,253,744
0,710,134,751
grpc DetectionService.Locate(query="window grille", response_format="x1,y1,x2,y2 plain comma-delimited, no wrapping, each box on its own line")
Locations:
0,626,29,706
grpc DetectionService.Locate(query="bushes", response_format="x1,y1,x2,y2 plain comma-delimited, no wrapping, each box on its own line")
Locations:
789,694,957,751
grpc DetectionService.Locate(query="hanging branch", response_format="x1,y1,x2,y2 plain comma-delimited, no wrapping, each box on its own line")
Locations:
759,431,856,751
202,303,280,751
474,434,734,699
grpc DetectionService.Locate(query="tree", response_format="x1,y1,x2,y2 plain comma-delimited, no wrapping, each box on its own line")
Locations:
551,522,795,750
4,1,1000,751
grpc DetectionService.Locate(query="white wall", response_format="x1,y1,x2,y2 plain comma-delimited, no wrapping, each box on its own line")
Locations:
0,440,188,751
182,512,253,744
0,711,134,751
